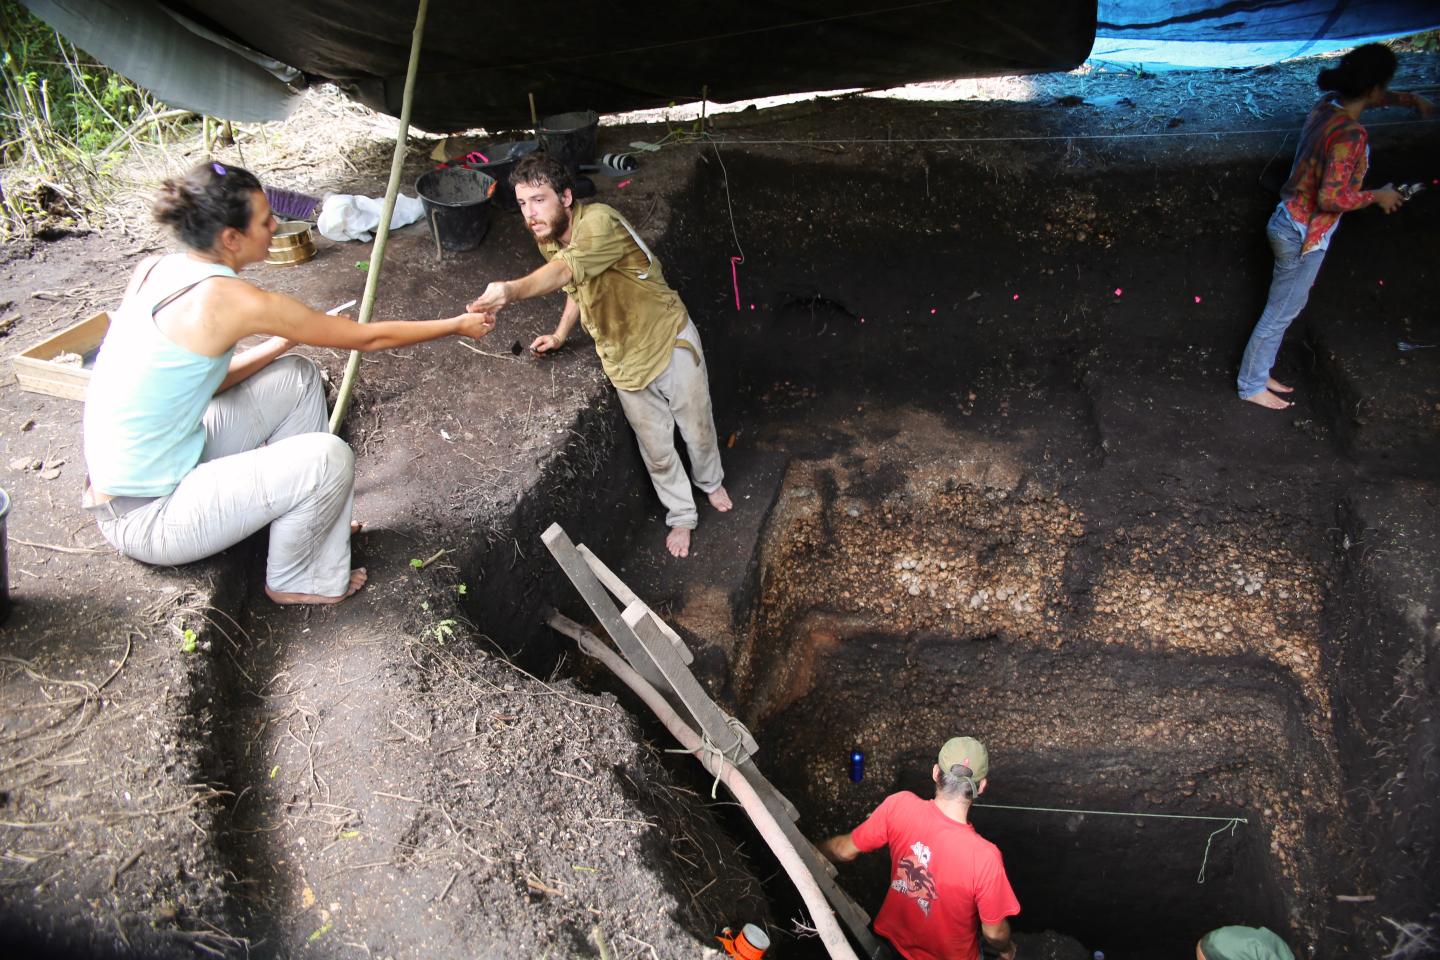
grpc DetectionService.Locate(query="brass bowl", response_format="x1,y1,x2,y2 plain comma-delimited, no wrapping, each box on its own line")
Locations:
267,221,317,266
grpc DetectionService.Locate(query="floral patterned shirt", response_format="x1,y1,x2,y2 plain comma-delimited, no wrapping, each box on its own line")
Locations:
1281,92,1418,254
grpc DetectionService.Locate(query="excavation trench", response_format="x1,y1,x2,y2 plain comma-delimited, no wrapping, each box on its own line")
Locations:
455,138,1436,958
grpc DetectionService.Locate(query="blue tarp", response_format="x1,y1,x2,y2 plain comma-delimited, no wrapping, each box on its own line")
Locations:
1094,1,1440,69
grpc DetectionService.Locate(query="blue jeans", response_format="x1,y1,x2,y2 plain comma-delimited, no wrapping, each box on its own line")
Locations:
1236,206,1327,398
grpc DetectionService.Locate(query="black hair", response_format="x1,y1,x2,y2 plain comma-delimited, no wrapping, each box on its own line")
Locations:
509,151,574,198
937,763,979,800
1318,43,1397,100
152,161,263,251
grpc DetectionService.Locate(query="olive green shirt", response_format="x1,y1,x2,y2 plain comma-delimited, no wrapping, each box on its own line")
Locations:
538,202,688,391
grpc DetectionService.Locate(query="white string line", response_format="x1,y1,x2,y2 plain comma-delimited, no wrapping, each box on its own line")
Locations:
711,142,745,264
974,802,1249,823
678,115,1438,147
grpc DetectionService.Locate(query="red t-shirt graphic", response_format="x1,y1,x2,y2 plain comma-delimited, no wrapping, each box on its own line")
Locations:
851,792,1020,960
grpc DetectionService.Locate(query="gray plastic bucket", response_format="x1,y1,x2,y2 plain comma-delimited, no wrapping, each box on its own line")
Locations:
415,167,496,254
538,110,599,175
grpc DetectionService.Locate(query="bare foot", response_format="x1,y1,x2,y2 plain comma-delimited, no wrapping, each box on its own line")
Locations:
1266,377,1294,394
666,527,691,559
707,486,734,512
265,568,368,605
1242,389,1292,410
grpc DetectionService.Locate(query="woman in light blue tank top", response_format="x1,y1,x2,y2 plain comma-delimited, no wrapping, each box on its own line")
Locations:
83,162,498,604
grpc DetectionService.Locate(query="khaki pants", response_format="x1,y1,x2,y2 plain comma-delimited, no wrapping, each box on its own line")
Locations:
615,319,724,529
90,356,355,596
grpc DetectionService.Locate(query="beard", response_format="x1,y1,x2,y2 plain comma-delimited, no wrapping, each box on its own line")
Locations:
529,207,571,242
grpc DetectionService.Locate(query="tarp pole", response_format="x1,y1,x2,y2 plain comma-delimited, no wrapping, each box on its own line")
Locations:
329,0,430,434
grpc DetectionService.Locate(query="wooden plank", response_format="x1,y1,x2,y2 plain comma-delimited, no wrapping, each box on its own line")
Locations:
576,543,693,664
544,560,879,958
12,311,110,401
623,602,758,758
768,813,881,957
709,762,878,954
541,524,669,695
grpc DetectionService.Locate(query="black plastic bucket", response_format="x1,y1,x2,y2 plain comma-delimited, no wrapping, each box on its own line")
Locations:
538,110,599,175
466,140,538,211
0,487,10,625
414,167,496,254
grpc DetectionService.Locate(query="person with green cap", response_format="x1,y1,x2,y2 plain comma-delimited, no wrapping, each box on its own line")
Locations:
1196,926,1294,960
820,736,1020,960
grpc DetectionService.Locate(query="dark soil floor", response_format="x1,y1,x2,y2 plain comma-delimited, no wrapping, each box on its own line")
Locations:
3,50,1440,960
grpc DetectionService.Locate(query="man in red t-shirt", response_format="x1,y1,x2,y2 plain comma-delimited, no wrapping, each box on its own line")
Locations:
821,737,1020,960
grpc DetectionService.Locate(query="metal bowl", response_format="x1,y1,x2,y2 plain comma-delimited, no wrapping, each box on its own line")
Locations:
267,221,317,266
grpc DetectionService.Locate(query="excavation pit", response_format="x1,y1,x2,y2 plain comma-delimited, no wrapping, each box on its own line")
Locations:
563,130,1439,956
712,431,1330,958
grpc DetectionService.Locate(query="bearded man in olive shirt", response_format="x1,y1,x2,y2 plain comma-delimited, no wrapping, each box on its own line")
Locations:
468,154,731,558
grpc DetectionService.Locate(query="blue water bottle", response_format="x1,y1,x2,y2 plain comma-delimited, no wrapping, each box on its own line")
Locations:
849,749,865,783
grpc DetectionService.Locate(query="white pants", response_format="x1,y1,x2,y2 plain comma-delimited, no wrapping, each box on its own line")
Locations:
615,319,724,529
91,356,355,596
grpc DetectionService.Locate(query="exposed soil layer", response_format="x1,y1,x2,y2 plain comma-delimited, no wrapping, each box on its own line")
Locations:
606,86,1439,958
3,51,1440,960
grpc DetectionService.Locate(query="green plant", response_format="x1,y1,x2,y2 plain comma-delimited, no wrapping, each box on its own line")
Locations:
179,627,198,653
426,619,457,645
0,0,192,235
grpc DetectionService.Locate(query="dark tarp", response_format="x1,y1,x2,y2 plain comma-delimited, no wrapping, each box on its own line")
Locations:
17,1,1440,130
172,0,1102,130
23,0,1098,130
1097,1,1440,42
20,0,302,122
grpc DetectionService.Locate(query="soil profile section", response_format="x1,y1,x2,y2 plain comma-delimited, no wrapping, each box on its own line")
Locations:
572,136,1440,957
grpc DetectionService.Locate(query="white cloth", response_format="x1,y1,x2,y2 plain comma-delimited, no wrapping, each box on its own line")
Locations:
614,318,724,529
316,193,426,242
90,356,356,596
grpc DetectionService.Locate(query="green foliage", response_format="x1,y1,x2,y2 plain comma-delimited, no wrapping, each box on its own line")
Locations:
426,619,458,645
1401,30,1440,53
0,0,153,157
0,0,193,236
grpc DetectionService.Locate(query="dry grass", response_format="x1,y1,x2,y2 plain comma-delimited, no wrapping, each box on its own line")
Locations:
1,84,447,245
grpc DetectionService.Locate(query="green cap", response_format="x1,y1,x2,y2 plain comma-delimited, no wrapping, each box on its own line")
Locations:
1199,926,1295,960
938,736,989,781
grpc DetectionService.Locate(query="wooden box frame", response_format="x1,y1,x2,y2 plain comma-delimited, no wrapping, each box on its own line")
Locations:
12,311,110,401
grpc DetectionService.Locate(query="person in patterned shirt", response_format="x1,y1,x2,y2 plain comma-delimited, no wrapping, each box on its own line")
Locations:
1237,43,1433,409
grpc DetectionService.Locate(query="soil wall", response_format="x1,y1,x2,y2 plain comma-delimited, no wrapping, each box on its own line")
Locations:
608,121,1440,958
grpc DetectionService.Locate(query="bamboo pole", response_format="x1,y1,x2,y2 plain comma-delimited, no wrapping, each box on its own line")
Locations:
329,0,430,433
549,613,861,960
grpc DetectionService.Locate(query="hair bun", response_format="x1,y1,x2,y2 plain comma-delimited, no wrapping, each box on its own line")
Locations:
150,161,262,251
151,177,193,226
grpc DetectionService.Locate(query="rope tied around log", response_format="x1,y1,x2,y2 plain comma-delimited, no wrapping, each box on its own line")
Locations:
667,716,754,799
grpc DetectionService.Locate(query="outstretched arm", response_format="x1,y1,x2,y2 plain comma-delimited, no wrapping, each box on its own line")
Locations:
820,832,861,864
469,259,573,314
236,286,496,352
1378,90,1435,118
